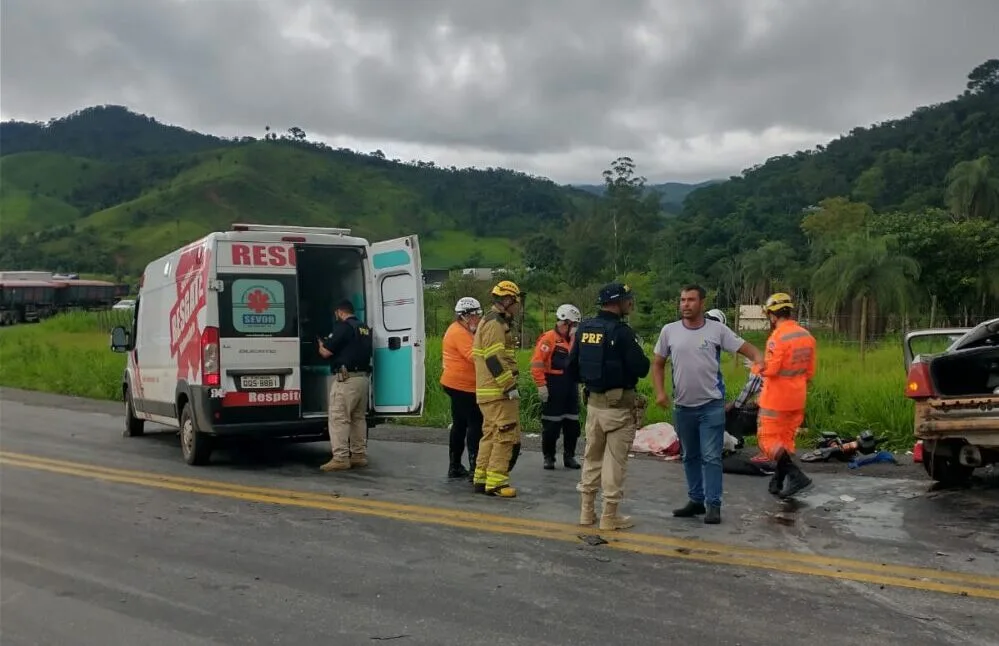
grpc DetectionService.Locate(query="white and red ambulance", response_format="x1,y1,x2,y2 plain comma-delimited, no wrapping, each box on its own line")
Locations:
110,223,425,465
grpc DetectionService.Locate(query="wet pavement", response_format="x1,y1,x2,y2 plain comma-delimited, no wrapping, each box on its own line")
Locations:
1,387,997,645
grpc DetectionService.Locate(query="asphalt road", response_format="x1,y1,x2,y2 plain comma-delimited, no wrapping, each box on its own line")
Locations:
2,388,998,646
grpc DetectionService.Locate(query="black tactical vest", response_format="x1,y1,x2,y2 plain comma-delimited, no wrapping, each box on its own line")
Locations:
336,317,373,372
576,316,623,393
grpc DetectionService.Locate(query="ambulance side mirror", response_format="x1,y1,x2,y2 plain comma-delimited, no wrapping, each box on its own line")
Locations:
110,326,131,353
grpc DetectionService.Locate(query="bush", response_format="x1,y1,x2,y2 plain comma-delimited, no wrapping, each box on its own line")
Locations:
0,313,917,447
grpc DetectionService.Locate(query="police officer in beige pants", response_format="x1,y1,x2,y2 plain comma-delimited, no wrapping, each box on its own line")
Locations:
317,299,373,471
566,283,651,530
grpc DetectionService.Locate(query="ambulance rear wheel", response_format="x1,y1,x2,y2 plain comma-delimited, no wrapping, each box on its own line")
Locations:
180,404,213,466
123,388,145,437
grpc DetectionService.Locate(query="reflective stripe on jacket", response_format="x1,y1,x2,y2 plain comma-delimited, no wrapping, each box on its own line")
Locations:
758,319,816,411
440,321,476,393
472,306,519,403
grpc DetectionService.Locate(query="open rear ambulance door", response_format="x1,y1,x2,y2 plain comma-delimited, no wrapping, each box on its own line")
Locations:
369,235,425,417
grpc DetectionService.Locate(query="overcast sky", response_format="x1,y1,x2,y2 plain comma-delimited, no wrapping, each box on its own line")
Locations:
2,0,996,185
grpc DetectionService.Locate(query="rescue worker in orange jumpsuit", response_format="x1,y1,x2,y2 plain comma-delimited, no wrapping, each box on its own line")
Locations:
472,280,523,498
441,296,484,480
530,304,583,470
757,293,817,498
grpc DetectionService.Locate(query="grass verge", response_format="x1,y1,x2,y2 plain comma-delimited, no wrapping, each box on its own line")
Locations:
0,312,916,448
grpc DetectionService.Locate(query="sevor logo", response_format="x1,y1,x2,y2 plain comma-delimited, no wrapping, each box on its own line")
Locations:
232,279,284,333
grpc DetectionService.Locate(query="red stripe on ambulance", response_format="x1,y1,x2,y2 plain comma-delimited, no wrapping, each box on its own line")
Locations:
222,390,301,407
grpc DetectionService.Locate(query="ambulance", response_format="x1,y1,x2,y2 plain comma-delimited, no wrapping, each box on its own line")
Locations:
109,223,426,465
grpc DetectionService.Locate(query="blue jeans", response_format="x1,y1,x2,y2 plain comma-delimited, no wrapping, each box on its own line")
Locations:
673,399,726,507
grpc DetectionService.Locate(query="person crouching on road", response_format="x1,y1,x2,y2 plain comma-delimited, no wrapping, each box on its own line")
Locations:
531,303,583,470
757,293,817,498
652,285,762,525
441,296,485,480
568,283,650,531
317,300,373,472
472,280,524,498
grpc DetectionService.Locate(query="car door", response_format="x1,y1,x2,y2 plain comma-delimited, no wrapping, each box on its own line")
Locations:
369,235,425,416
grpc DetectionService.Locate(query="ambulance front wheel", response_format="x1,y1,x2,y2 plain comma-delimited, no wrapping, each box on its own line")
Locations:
123,387,145,437
180,404,213,466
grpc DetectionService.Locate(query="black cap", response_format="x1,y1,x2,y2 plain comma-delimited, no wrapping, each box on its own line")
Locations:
334,299,355,314
597,282,634,304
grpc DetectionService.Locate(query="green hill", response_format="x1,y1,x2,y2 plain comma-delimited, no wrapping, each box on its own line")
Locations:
0,106,596,274
674,60,999,279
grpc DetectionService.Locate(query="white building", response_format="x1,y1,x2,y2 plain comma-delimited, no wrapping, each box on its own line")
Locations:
737,304,769,331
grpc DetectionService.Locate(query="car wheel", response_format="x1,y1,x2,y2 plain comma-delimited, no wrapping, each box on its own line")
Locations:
123,388,145,437
179,404,213,466
922,442,974,486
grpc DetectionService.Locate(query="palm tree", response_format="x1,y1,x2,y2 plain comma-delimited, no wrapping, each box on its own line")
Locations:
740,241,799,303
946,156,999,221
811,232,921,357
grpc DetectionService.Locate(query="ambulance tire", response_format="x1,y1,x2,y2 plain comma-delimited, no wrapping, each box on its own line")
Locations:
123,387,145,437
179,404,213,466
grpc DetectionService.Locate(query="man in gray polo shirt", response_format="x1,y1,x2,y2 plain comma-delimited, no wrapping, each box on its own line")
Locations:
652,285,762,525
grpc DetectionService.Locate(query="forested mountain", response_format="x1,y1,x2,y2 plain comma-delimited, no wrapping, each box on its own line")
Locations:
0,106,597,273
3,60,998,335
665,59,999,331
515,59,999,335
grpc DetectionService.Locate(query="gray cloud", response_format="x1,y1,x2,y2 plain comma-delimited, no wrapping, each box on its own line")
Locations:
1,0,996,183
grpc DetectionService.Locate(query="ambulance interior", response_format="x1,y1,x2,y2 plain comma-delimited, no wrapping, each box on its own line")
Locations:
295,245,367,416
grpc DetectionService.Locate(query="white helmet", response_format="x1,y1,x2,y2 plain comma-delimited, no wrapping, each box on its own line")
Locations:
705,308,727,326
454,296,482,315
555,303,581,324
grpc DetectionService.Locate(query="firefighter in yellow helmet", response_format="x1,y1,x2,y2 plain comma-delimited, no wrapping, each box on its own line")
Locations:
471,279,524,497
757,292,817,499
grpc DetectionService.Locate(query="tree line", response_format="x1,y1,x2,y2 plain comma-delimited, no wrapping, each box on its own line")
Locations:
518,60,999,338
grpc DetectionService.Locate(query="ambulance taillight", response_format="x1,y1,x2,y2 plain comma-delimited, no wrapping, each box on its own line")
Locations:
202,326,220,387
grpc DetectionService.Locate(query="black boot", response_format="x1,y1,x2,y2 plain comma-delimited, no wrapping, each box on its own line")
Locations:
770,449,791,496
563,419,581,469
704,505,721,524
768,472,782,496
672,501,706,517
541,420,559,470
448,449,469,479
467,453,477,482
779,461,813,499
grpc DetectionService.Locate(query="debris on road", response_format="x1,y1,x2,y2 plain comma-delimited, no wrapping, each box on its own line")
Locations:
801,430,886,463
848,451,897,469
578,534,608,546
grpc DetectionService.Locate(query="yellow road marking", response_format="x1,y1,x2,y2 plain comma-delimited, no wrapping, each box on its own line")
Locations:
2,450,999,600
2,451,993,586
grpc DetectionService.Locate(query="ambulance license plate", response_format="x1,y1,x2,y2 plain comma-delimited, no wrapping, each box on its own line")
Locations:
241,375,279,389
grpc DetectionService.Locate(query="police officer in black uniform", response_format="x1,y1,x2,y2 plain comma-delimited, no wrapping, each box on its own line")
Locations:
317,299,374,472
567,282,651,531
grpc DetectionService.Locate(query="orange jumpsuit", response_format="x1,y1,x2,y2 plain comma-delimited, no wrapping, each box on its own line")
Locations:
757,319,816,460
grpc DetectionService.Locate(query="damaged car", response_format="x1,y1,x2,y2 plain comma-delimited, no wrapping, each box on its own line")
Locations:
903,317,999,485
